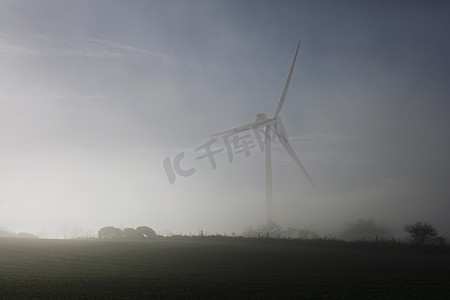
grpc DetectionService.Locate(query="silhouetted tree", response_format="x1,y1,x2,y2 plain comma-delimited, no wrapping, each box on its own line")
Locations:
123,227,140,239
136,226,157,239
98,226,157,240
342,219,391,241
404,222,444,245
98,226,123,239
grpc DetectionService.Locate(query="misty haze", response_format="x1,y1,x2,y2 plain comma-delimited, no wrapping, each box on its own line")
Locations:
1,1,450,298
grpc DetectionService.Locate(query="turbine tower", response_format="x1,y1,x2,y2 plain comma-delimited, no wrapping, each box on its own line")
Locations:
212,40,317,222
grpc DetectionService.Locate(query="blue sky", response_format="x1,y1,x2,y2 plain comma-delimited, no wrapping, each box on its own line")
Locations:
0,1,449,238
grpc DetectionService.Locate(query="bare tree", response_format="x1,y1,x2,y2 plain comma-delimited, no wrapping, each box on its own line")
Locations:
242,221,284,238
285,227,319,240
404,222,444,245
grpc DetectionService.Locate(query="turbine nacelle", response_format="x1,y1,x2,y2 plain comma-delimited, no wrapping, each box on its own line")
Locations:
254,115,288,139
255,113,268,122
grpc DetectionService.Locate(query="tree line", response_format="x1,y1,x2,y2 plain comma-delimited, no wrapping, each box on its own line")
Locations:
242,220,446,246
97,221,446,246
98,226,158,239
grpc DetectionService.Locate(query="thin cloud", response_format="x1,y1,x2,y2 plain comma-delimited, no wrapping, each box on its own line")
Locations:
0,30,39,55
0,29,176,63
288,133,360,146
86,37,176,64
12,83,115,103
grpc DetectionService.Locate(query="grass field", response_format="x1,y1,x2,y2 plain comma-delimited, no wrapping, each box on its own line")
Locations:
0,237,449,299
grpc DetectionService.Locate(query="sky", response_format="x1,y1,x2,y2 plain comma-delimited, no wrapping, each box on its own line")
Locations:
0,1,449,238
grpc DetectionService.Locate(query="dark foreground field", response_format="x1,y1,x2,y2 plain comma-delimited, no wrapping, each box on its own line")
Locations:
0,237,449,299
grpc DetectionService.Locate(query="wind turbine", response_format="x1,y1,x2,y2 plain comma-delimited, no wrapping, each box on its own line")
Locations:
212,40,317,222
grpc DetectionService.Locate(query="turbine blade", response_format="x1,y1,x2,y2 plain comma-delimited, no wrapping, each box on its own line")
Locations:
276,131,318,192
274,40,300,118
276,116,289,142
